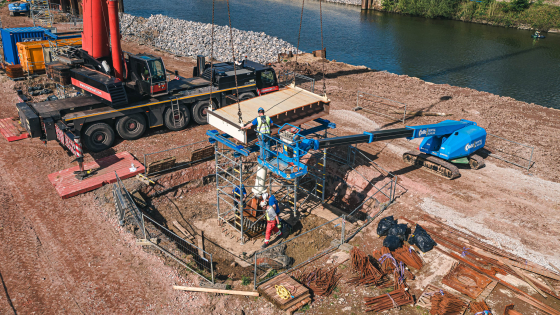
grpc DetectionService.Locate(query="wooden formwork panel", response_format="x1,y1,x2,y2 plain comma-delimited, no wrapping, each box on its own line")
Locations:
208,85,330,143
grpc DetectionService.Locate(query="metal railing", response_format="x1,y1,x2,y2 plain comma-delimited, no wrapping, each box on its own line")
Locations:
485,133,534,171
253,215,346,289
143,140,214,175
112,173,214,283
143,215,214,283
354,91,408,124
278,71,315,93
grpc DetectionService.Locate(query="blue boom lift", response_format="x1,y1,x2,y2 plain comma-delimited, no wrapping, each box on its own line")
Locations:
256,119,486,180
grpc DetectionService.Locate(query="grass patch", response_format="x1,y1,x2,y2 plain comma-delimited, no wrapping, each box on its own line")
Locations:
299,304,310,312
241,275,251,286
382,0,560,30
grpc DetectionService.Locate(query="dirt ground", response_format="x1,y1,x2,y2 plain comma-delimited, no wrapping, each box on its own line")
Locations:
1,7,559,314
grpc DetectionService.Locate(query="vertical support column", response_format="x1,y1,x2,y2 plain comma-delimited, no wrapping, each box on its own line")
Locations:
361,0,369,10
294,177,299,216
215,143,220,226
321,148,327,203
239,157,244,244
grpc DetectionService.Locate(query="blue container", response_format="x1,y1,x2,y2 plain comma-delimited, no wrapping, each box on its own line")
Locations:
1,27,48,65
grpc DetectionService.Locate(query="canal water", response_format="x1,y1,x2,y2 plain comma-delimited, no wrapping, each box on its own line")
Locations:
125,0,560,108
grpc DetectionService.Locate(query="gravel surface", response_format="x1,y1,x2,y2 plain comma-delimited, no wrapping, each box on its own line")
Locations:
120,13,300,64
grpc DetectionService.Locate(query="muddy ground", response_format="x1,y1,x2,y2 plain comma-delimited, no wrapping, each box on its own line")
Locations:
1,7,559,314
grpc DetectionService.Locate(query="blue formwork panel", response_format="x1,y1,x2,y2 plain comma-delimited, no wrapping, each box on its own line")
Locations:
1,27,48,65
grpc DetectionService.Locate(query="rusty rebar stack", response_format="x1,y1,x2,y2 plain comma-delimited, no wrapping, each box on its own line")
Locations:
393,247,424,270
430,293,467,315
378,247,395,272
470,300,491,314
348,247,384,286
364,285,413,312
299,266,341,297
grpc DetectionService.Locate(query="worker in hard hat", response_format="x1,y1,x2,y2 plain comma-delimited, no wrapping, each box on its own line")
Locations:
261,192,280,216
241,107,273,160
262,201,282,248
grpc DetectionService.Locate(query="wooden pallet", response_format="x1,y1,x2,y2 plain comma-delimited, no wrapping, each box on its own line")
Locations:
258,273,311,312
0,117,29,142
146,156,176,174
190,146,215,162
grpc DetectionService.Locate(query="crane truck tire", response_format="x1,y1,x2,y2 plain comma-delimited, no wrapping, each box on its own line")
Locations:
115,114,147,140
402,151,460,180
192,100,217,125
83,122,116,153
238,92,255,101
164,104,191,131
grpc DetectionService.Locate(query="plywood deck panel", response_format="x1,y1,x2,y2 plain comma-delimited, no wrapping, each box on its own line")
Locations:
208,85,330,143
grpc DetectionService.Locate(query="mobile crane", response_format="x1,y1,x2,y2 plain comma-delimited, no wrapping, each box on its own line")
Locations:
16,0,279,154
255,119,487,180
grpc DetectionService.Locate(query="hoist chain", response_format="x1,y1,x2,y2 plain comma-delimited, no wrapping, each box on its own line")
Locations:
319,0,326,95
209,0,215,110
226,0,243,124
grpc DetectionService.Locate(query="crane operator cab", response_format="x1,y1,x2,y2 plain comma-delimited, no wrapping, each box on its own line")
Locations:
128,54,168,97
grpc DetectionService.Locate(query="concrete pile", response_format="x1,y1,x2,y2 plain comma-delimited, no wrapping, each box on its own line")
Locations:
120,14,300,64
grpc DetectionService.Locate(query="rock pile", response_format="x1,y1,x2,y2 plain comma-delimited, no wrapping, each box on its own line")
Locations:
120,14,300,64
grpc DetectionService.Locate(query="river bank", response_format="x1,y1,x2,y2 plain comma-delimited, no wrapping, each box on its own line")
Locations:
327,0,560,32
119,13,299,64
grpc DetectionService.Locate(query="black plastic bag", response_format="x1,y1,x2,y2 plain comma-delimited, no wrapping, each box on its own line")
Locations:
408,224,436,252
377,215,397,236
383,235,403,251
388,223,410,241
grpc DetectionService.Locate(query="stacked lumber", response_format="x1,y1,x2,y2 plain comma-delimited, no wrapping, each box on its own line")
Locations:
6,65,24,78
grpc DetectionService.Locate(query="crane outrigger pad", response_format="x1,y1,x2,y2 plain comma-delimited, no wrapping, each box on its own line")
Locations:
208,85,330,144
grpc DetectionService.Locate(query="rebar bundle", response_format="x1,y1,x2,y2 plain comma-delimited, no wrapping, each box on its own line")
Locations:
430,293,467,315
469,301,491,314
348,247,384,286
298,266,341,297
364,284,413,312
393,247,424,270
378,247,395,272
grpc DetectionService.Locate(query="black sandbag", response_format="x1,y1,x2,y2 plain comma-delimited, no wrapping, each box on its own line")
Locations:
383,235,403,251
388,223,410,241
377,215,397,236
408,224,436,252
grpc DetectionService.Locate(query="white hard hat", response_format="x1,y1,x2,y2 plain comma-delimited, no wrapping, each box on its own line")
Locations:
262,193,269,200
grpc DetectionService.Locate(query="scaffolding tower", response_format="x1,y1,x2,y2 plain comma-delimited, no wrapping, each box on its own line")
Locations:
208,119,337,245
30,0,53,28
